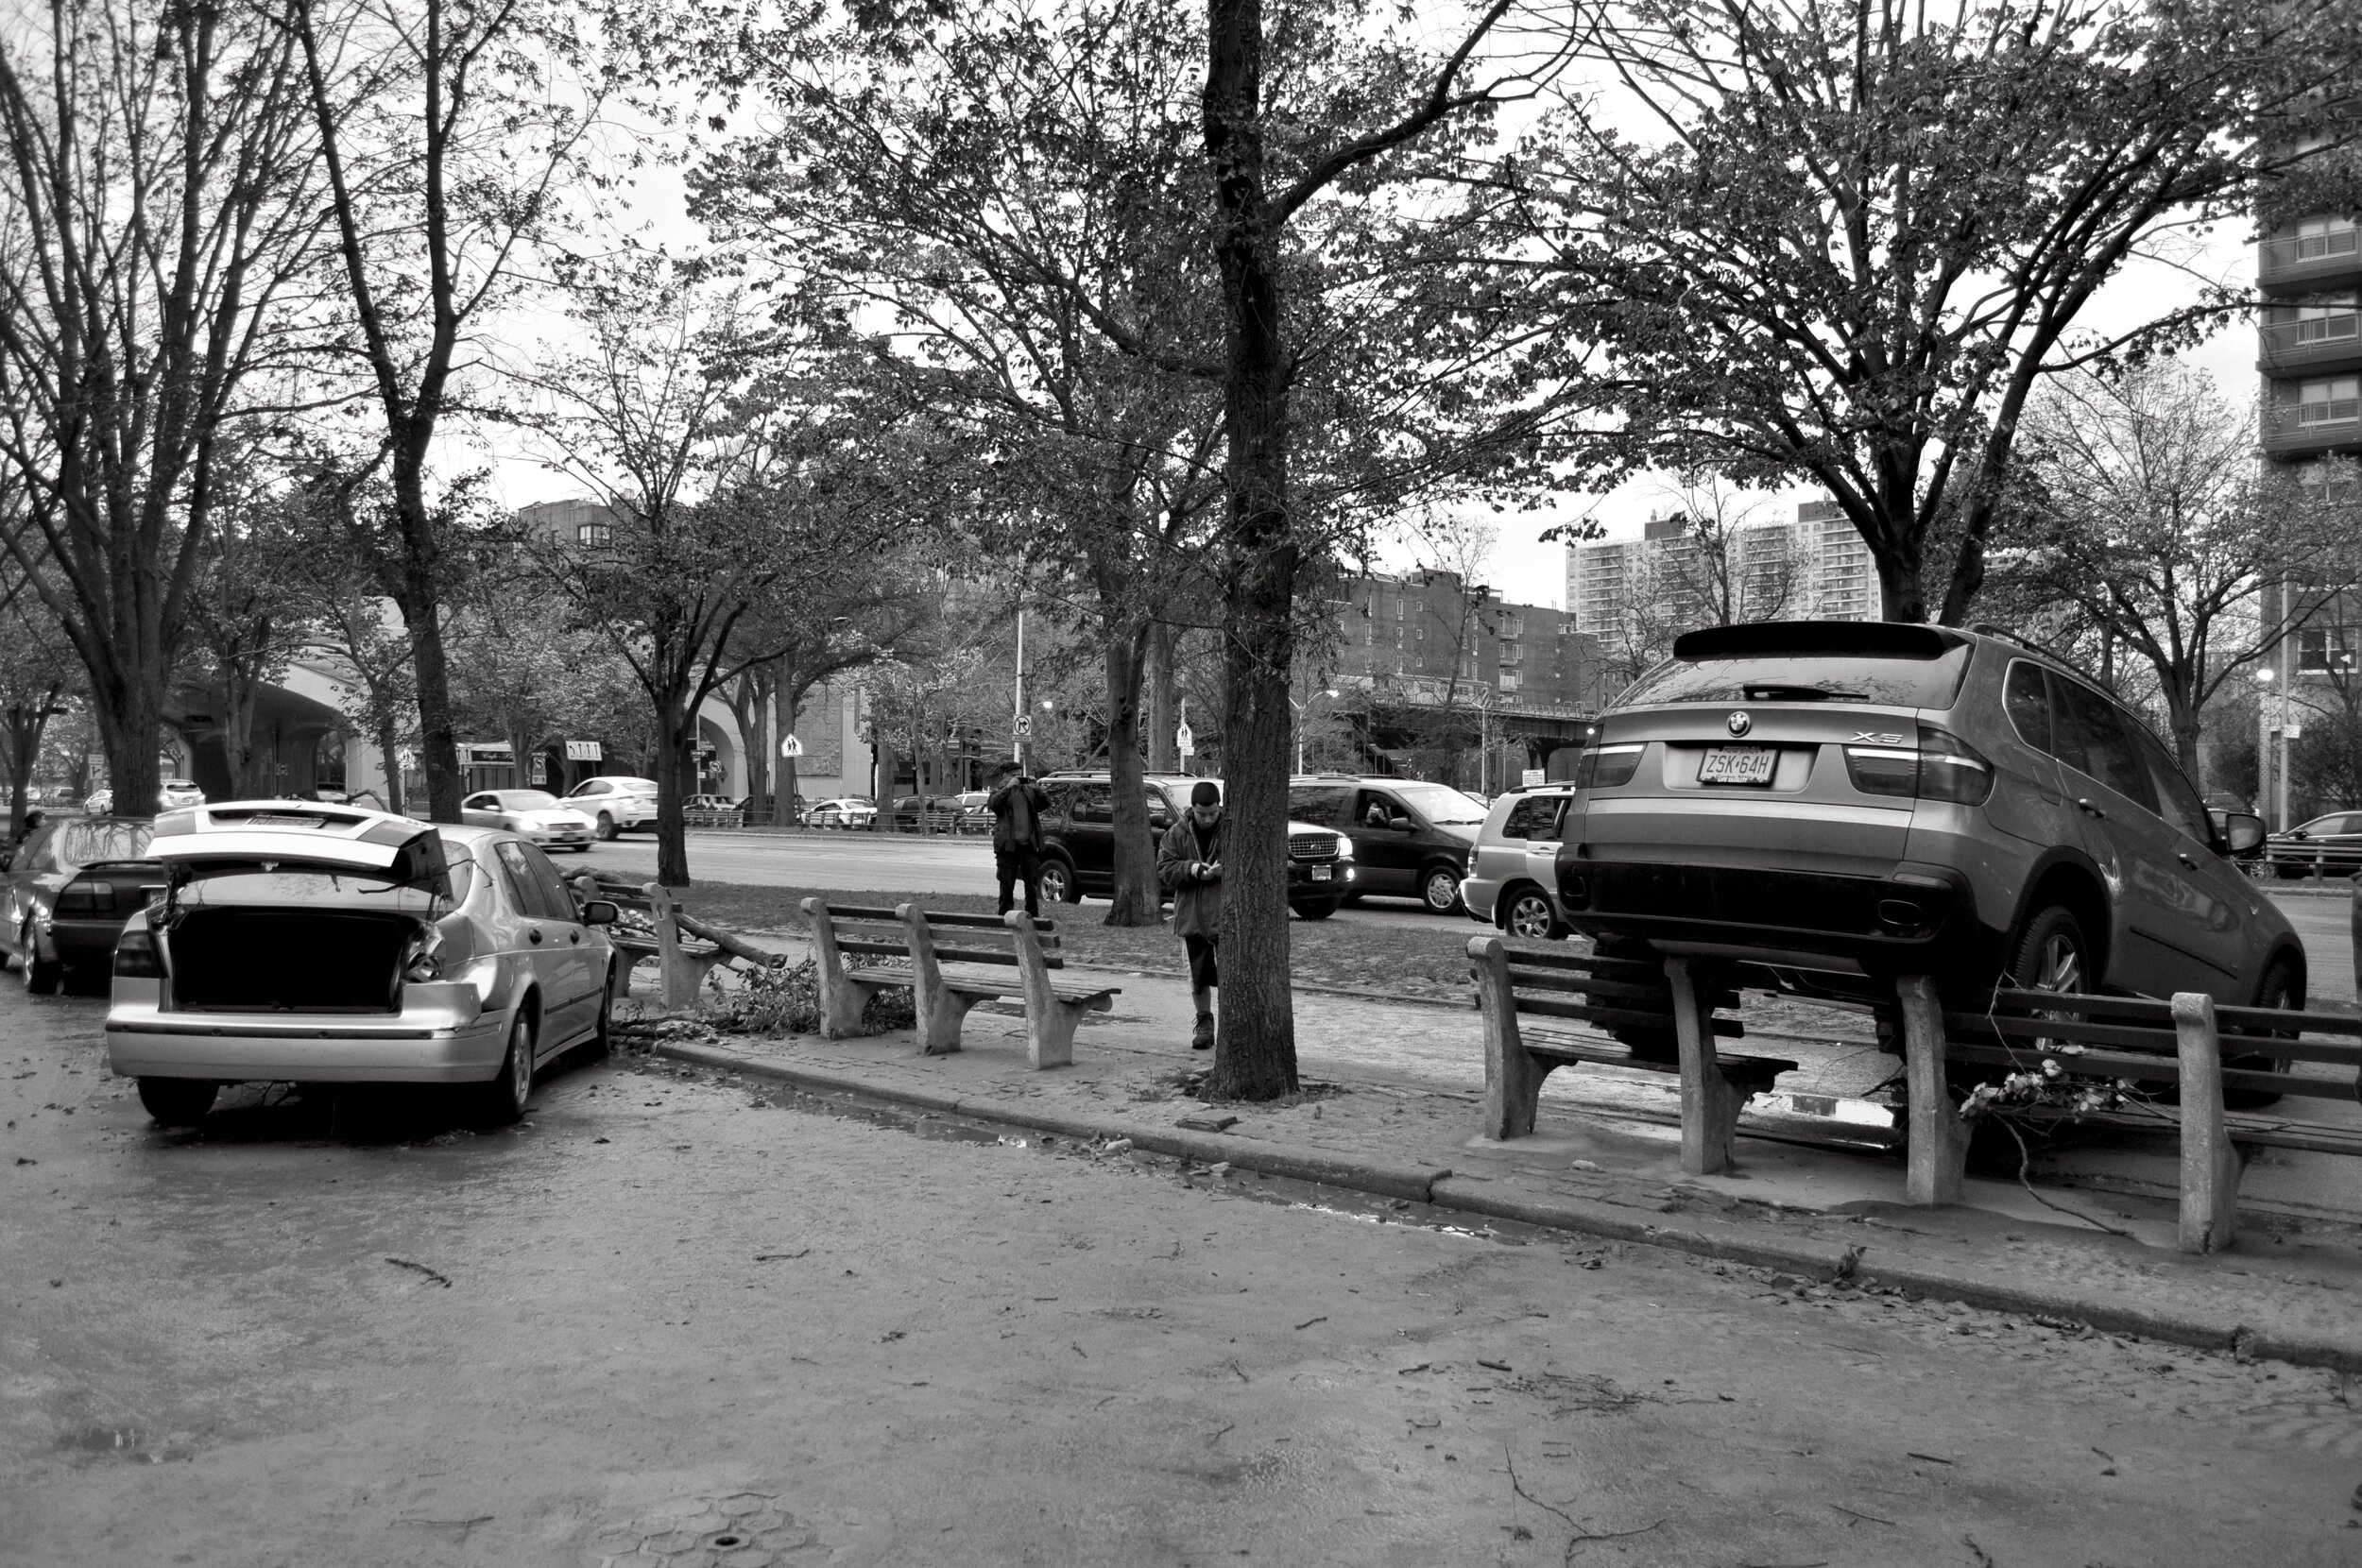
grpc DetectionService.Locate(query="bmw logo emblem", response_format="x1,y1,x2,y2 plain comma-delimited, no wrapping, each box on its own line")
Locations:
1727,711,1752,737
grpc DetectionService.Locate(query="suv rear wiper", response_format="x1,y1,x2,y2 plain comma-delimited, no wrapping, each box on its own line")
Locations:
1742,684,1868,703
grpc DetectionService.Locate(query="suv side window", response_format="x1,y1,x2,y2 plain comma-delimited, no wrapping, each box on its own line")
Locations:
1499,794,1562,841
1069,784,1113,824
1355,789,1407,829
2051,678,2158,812
2004,660,2051,754
2137,736,2213,846
1144,790,1172,831
1286,786,1350,827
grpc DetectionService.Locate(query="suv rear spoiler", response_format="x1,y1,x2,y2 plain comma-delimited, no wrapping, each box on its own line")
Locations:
1671,622,1969,661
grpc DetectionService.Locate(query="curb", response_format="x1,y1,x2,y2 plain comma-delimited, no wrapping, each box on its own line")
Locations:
644,1038,2362,1376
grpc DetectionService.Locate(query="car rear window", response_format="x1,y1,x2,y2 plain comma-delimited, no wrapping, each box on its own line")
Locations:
58,821,154,865
1619,645,1974,709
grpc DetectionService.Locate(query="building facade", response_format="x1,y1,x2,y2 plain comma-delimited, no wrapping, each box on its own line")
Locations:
1564,501,1880,642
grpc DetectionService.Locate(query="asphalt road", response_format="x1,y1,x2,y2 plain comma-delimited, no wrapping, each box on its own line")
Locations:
586,830,2359,1002
575,829,1478,934
6,987,2358,1565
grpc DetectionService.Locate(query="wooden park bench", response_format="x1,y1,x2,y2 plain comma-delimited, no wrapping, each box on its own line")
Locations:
1468,937,1798,1175
1896,977,2362,1253
573,873,728,1011
801,899,1121,1068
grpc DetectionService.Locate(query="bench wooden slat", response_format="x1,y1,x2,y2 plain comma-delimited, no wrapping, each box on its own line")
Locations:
2214,1004,2362,1037
919,911,1057,932
1511,993,1744,1037
1498,947,1669,980
1940,1039,2353,1099
1943,1013,2180,1051
1524,1031,1794,1080
1500,969,1673,1002
1988,987,2362,1042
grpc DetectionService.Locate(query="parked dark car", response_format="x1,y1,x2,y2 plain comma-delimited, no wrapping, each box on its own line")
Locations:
1033,772,1351,918
1285,774,1490,914
0,816,162,994
2264,811,2362,879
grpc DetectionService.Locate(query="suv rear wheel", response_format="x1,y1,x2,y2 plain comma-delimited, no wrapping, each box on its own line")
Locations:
1036,857,1080,905
1503,887,1567,942
1420,864,1464,915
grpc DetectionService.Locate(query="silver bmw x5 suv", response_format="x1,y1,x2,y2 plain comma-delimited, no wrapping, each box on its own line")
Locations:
1553,622,2298,1013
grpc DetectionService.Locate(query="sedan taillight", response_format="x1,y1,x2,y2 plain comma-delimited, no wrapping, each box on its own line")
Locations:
57,880,117,913
113,927,163,979
1842,724,1994,806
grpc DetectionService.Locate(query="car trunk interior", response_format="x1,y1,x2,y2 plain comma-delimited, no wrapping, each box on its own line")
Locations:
165,910,417,1013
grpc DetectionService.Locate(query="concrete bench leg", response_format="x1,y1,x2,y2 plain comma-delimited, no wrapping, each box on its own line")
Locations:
2173,992,2244,1253
1666,957,1742,1175
1026,998,1090,1071
1898,974,1969,1206
916,984,981,1056
817,973,884,1040
1471,936,1553,1139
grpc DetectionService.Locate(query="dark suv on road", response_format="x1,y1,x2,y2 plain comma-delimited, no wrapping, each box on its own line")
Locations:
1034,772,1352,918
1285,775,1491,914
1554,621,2297,1014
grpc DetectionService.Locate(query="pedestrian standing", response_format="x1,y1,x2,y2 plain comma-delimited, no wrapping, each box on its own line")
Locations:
1157,780,1224,1051
986,761,1050,917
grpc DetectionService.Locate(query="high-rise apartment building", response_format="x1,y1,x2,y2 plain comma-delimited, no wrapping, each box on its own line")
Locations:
2258,215,2362,463
1564,500,1880,641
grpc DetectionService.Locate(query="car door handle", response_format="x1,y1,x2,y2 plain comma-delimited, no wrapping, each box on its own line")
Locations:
528,928,542,945
2179,852,2199,870
569,930,581,945
2075,797,2107,819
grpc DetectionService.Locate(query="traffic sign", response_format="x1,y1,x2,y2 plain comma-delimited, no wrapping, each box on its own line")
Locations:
1015,714,1033,739
565,740,602,761
1176,721,1194,758
779,734,804,758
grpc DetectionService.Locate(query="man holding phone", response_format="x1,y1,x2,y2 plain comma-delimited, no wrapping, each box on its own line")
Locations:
1156,779,1224,1050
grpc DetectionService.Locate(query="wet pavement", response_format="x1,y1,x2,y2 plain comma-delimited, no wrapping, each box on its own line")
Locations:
7,982,2362,1564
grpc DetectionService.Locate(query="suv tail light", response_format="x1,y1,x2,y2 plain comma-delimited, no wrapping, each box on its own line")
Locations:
1573,742,1644,789
113,927,163,979
1842,724,1994,806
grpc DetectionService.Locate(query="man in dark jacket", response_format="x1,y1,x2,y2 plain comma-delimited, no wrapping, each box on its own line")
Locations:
1156,779,1223,1050
986,761,1051,916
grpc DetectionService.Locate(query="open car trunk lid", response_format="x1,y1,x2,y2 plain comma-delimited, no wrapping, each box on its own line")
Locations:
148,802,453,895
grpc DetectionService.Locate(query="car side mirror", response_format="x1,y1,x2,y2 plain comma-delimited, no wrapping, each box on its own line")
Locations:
579,899,619,926
2221,812,2267,858
1389,815,1414,831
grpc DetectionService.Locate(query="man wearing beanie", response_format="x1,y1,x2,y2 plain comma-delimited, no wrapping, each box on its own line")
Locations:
986,760,1051,917
1156,779,1224,1050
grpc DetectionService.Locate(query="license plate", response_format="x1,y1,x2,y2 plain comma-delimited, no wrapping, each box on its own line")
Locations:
1310,864,1331,880
1699,745,1775,785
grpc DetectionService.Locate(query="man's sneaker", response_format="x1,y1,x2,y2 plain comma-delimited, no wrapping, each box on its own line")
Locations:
1191,1013,1215,1051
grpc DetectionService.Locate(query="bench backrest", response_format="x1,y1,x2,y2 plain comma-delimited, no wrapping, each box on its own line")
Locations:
1469,939,1743,1041
1943,986,2362,1103
807,901,1061,970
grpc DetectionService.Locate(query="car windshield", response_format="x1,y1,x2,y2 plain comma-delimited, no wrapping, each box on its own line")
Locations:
58,821,154,865
1618,648,1974,710
493,792,560,810
1389,783,1488,826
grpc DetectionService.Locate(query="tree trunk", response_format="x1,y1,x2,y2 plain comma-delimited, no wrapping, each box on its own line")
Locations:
775,672,802,820
95,659,169,823
372,709,405,814
1104,622,1161,925
1146,622,1178,771
656,688,694,887
1204,0,1297,1099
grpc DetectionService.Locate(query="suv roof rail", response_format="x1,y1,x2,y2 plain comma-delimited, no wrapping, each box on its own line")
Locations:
1967,622,2054,656
1670,620,1967,660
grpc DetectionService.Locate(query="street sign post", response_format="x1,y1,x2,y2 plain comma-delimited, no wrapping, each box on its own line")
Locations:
1176,721,1193,758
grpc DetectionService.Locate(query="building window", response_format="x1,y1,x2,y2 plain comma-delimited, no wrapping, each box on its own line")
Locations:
2296,303,2360,345
2298,377,2360,426
2298,217,2359,262
2299,625,2359,674
577,522,611,548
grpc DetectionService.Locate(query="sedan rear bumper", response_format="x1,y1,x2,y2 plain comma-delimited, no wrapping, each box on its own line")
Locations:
105,997,509,1083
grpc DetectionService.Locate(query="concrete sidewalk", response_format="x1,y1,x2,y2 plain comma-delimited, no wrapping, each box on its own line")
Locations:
630,944,2362,1375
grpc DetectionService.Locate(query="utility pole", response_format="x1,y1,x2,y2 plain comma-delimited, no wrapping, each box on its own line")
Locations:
1012,607,1026,771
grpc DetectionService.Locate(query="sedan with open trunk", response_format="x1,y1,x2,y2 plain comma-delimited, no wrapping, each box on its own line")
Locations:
104,801,620,1128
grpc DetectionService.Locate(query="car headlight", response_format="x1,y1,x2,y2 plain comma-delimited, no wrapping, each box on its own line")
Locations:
1332,836,1353,859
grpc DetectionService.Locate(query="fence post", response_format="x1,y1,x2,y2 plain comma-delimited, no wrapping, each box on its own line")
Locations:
1898,974,1967,1206
2172,991,2243,1254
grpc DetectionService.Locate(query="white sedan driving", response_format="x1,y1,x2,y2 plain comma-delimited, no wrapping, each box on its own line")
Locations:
462,789,596,851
